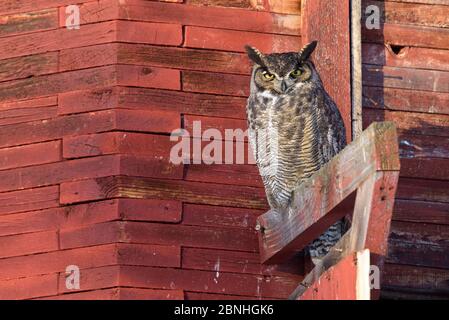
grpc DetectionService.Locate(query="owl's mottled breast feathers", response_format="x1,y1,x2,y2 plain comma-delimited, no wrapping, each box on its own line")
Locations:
245,41,347,261
245,42,346,210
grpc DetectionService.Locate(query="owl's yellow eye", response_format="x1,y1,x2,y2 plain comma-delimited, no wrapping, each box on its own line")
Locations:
290,69,302,78
262,71,275,81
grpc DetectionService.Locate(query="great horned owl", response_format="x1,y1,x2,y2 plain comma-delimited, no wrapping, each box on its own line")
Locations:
245,41,347,261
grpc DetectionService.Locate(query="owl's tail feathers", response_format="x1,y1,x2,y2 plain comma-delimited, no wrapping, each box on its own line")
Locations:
307,219,347,265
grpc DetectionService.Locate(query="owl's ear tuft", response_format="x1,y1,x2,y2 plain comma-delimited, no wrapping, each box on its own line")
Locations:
245,45,266,67
298,40,318,61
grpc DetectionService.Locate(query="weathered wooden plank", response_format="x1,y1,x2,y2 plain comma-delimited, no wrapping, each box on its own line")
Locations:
59,176,268,209
59,43,118,72
383,263,449,299
117,0,301,35
384,0,449,4
362,43,449,72
182,247,304,278
393,199,449,225
117,43,251,75
182,204,263,229
0,19,182,61
301,0,352,141
117,288,185,300
390,220,449,248
0,154,182,194
119,88,246,118
0,52,58,83
127,222,259,253
352,0,363,139
0,65,116,103
363,86,449,115
0,230,58,259
116,65,181,90
354,171,399,299
58,0,118,27
388,240,449,269
182,71,250,97
397,178,449,203
362,0,449,28
185,164,262,187
39,287,184,300
0,198,181,238
58,86,247,119
363,64,449,93
119,198,183,223
59,221,258,253
0,110,115,148
184,26,301,53
257,122,400,264
363,108,449,137
0,0,93,16
0,155,117,193
0,96,57,126
183,114,248,141
0,244,117,281
297,252,358,300
191,0,302,14
56,265,120,295
0,200,121,237
63,132,175,159
58,87,119,115
0,20,116,61
0,185,59,216
400,158,449,180
185,292,259,300
0,274,58,300
0,140,61,171
399,134,449,159
0,65,181,101
0,109,179,148
120,265,298,299
186,0,252,10
362,23,449,50
0,8,58,37
116,20,183,46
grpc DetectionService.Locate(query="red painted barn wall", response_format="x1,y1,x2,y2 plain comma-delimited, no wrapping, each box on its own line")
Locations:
0,0,447,300
0,0,304,299
361,0,449,299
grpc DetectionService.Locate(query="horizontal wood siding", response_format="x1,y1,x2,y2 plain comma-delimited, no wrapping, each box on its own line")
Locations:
361,0,449,299
0,0,302,300
0,0,447,300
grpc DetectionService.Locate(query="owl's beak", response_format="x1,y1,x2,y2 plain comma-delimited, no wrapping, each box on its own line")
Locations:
274,81,288,94
273,81,289,94
281,81,288,93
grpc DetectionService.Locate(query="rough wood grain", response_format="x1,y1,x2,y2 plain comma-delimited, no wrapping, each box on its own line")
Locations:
60,175,268,209
363,86,449,115
0,8,58,37
58,86,247,119
184,26,301,53
297,252,358,300
302,0,352,142
0,185,59,216
363,64,449,93
362,23,449,50
363,0,449,28
362,43,449,72
117,0,301,36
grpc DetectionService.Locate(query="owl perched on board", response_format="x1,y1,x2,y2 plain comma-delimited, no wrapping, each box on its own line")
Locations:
245,41,347,262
